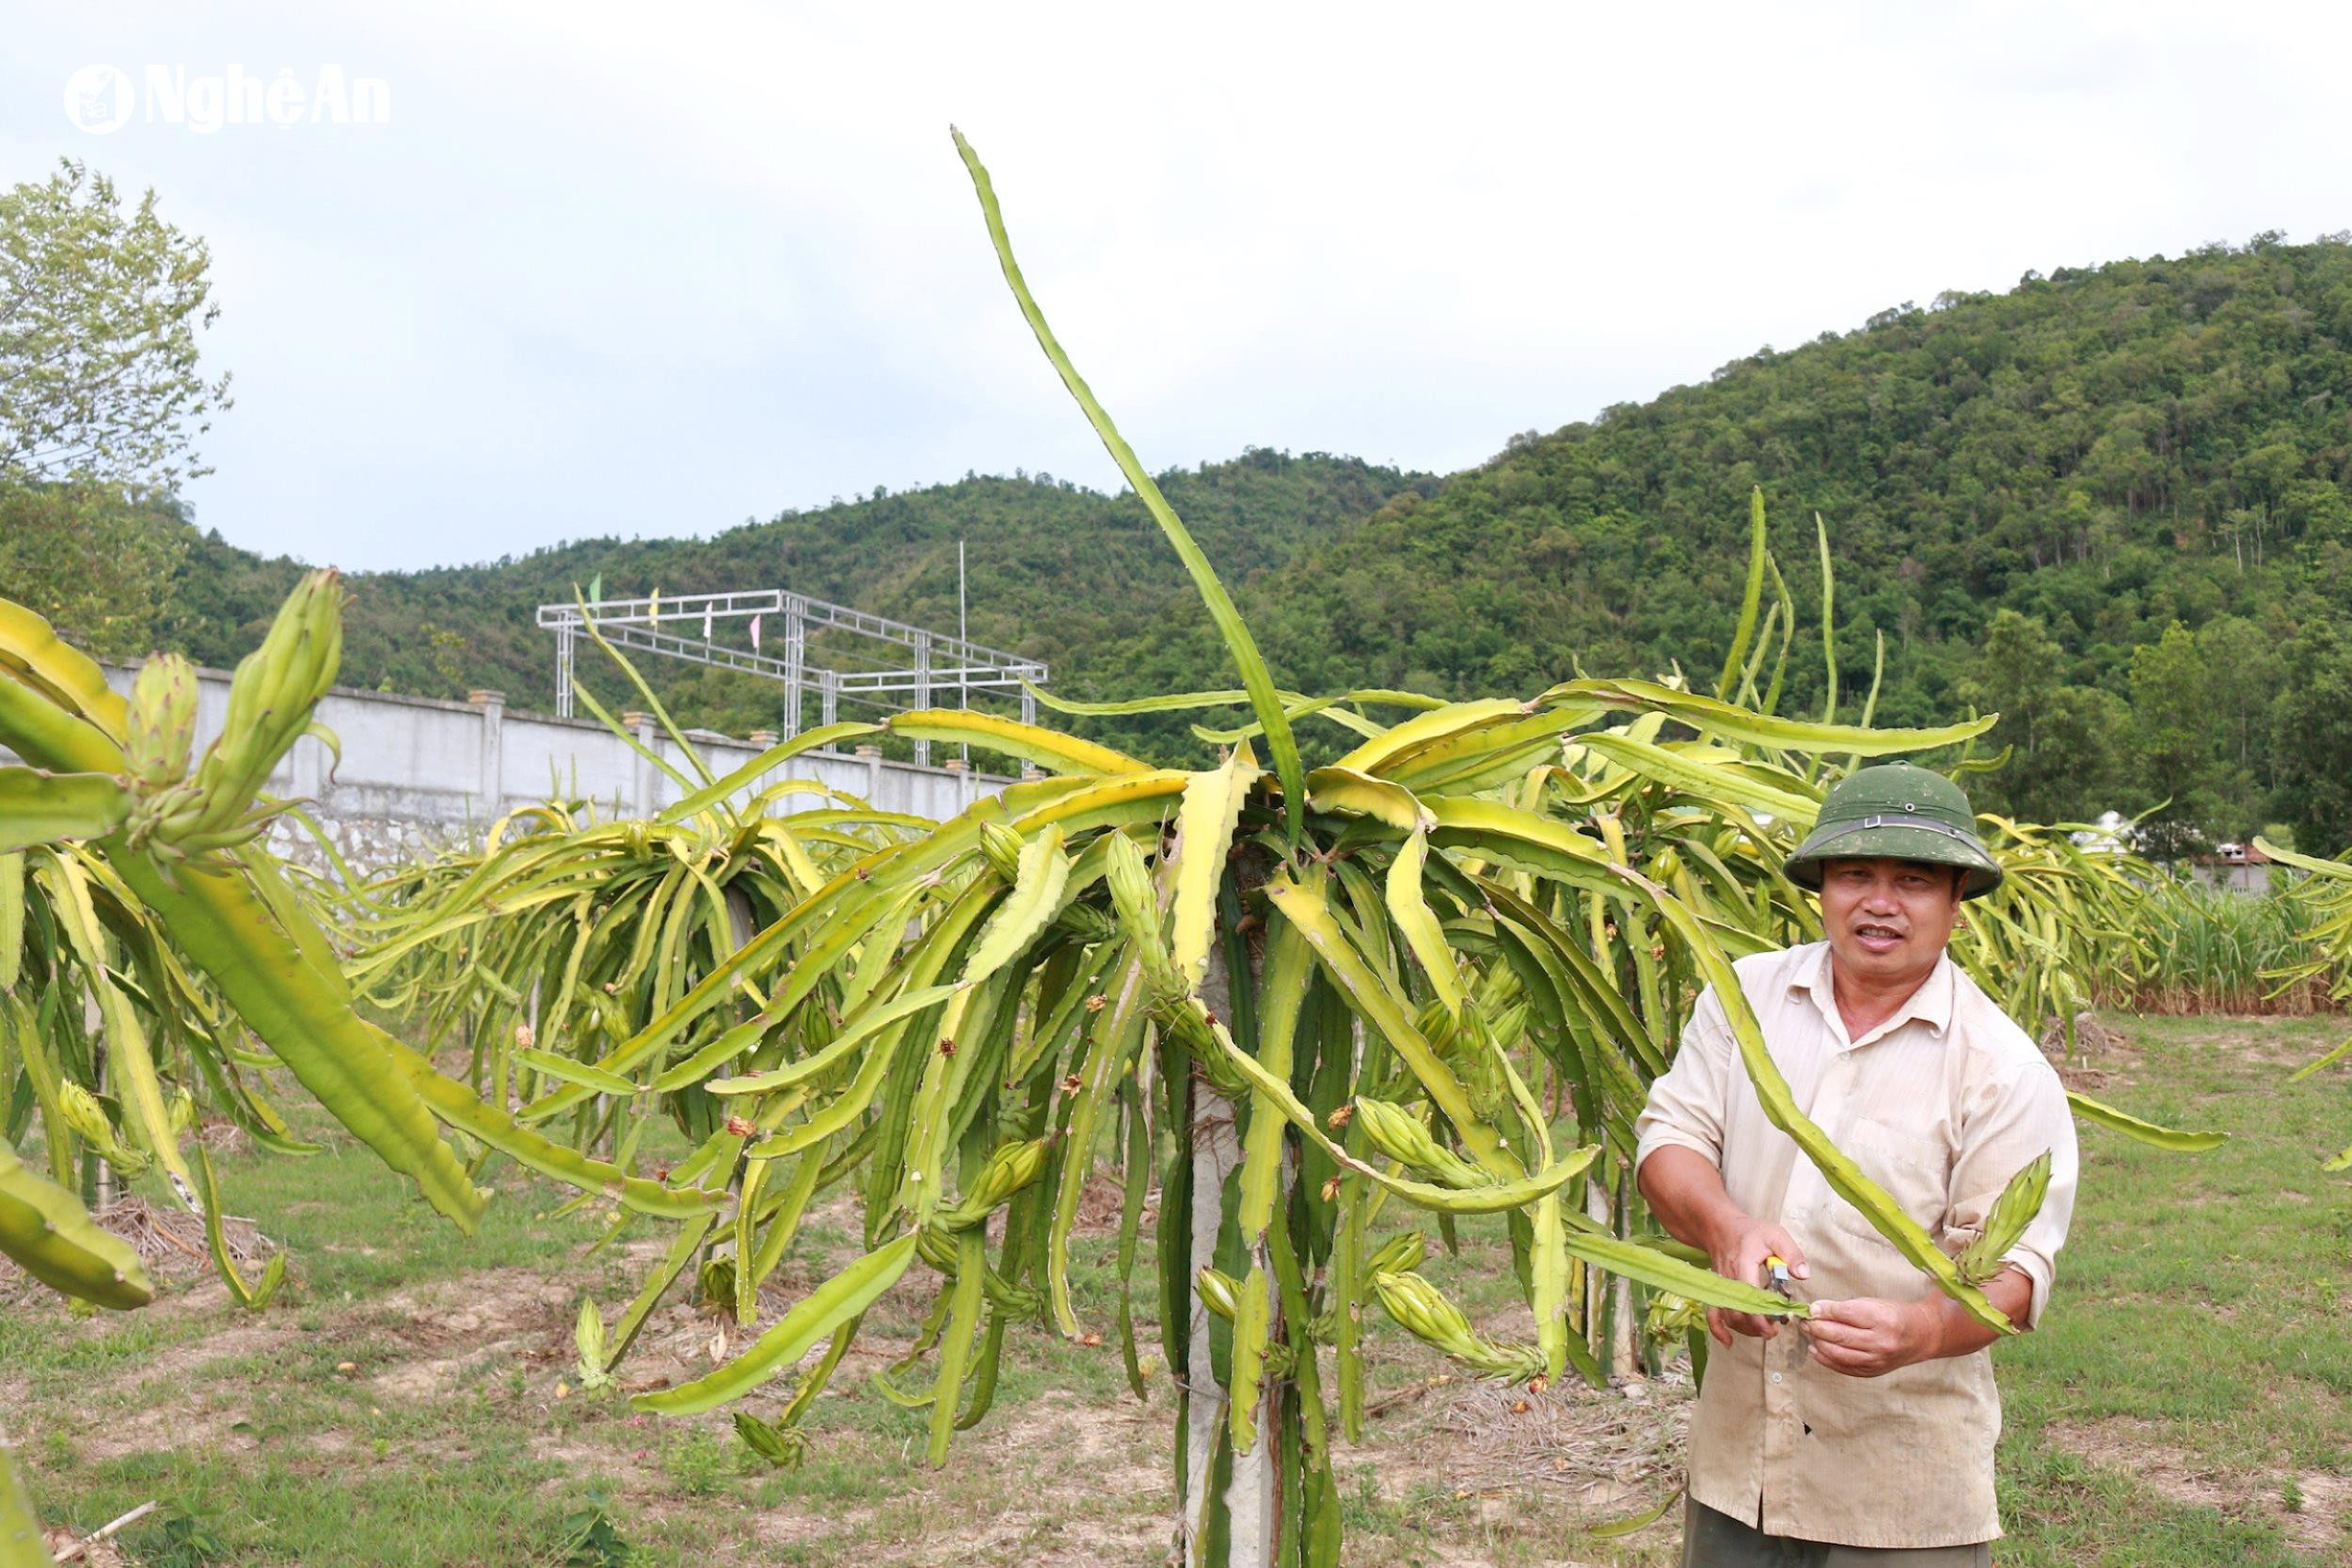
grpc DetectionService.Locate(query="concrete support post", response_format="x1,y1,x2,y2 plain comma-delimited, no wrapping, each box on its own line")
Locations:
855,742,882,803
625,710,656,816
747,729,778,806
1183,942,1276,1567
469,689,505,823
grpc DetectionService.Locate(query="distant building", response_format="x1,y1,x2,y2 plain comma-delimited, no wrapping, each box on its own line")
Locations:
2068,811,2134,857
2191,839,2273,895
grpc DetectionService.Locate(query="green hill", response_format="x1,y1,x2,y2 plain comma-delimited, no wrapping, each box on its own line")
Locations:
135,233,2352,851
1248,233,2352,846
156,451,1435,763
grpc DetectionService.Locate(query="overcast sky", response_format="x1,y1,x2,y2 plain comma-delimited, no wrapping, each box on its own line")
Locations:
4,2,2345,572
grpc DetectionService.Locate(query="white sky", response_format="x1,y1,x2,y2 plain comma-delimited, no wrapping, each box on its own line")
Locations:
3,1,2345,571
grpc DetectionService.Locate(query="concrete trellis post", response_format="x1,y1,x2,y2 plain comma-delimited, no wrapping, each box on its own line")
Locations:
1180,943,1277,1567
469,689,504,821
624,711,656,815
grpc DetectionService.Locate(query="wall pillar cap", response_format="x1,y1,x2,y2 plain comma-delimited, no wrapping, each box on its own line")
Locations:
468,689,505,706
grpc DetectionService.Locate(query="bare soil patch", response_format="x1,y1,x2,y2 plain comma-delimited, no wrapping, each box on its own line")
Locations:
104,1313,288,1399
2041,1011,2143,1092
932,1391,1170,1564
2046,1415,2347,1555
369,1269,577,1399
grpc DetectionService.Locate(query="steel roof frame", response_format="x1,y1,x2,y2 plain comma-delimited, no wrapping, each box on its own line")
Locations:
536,589,1047,762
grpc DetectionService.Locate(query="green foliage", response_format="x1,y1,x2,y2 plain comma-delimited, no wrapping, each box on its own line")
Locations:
2124,876,2333,1015
135,1508,231,1568
0,159,231,489
2270,621,2352,856
0,483,189,658
658,1430,734,1498
1954,610,2128,822
416,620,470,699
559,1487,637,1568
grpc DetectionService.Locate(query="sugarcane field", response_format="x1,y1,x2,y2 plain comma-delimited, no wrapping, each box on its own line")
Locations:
11,11,2352,1568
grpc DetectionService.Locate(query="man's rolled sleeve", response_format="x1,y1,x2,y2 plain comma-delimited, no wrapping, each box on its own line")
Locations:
1634,985,1733,1176
1945,1054,2079,1329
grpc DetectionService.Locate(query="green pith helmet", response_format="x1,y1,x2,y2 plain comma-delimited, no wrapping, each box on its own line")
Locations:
1784,761,2003,900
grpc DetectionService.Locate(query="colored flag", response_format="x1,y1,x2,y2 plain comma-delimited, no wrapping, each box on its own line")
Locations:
587,574,602,608
751,613,762,652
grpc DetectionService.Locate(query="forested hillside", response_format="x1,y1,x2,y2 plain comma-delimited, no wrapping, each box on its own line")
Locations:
155,451,1434,760
126,233,2352,853
1249,233,2352,849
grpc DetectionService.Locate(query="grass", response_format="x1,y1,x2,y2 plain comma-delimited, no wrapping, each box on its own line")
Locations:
1994,1012,2352,1566
2122,879,2335,1015
6,1013,2351,1565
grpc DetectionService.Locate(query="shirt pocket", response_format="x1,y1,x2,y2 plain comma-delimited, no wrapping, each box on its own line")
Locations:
1819,1113,1949,1250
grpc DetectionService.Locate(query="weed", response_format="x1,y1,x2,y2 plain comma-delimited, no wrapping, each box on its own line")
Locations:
559,1487,635,1568
134,1508,231,1568
660,1427,733,1497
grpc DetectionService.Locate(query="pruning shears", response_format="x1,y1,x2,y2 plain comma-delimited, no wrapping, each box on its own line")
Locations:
1763,1252,1794,1304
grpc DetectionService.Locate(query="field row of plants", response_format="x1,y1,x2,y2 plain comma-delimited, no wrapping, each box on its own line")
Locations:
0,132,2338,1567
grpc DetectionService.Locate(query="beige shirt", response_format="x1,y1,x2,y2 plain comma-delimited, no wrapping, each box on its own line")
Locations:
1632,940,2078,1549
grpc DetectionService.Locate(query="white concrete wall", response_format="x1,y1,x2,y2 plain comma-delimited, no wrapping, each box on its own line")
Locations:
71,665,1009,874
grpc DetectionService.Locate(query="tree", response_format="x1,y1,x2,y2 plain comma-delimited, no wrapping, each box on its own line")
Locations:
0,160,231,488
417,621,470,697
2124,624,2233,855
2194,615,2280,793
2271,622,2352,856
0,483,190,657
0,161,230,656
1954,610,2125,822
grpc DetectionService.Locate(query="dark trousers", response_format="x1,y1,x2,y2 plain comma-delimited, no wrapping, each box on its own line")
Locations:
1682,1499,1994,1568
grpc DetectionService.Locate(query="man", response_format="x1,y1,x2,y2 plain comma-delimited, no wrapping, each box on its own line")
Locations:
1634,761,2079,1566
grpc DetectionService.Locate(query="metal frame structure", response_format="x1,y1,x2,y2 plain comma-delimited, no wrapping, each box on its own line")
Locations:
536,590,1046,765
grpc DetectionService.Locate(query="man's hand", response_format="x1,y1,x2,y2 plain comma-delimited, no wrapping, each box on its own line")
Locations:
1801,1297,1934,1377
1804,1268,2035,1375
1634,1147,1810,1347
1703,1217,1807,1346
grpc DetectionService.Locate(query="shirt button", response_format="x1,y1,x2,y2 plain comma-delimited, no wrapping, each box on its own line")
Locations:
1771,1372,1784,1383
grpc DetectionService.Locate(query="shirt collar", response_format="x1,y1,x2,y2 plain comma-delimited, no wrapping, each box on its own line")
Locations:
1788,940,1955,1051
